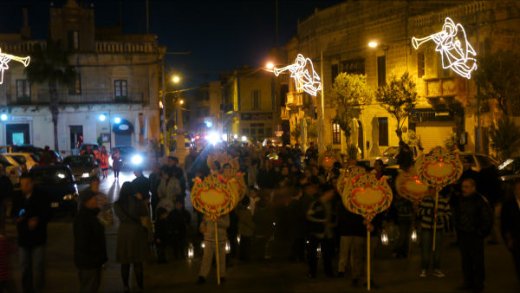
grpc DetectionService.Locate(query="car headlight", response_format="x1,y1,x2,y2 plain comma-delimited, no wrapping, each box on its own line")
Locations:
81,172,90,178
62,193,77,201
131,154,143,165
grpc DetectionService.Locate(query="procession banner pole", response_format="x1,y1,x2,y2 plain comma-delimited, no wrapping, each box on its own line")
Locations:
432,188,440,251
214,221,221,285
367,228,371,291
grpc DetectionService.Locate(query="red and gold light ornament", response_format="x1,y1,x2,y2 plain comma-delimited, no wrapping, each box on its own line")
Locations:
191,175,239,221
337,166,366,195
396,168,431,205
342,173,393,221
416,146,463,188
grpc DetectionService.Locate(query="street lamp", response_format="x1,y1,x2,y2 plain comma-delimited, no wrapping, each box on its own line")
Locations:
171,75,181,84
179,99,185,105
265,61,275,71
98,114,106,122
368,40,379,48
114,117,122,124
0,113,8,121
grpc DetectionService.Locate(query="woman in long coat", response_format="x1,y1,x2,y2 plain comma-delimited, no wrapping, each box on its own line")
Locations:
114,182,149,292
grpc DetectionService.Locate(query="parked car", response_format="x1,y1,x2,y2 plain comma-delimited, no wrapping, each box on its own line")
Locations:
63,155,101,183
110,146,145,170
2,152,39,170
0,154,21,186
29,165,78,216
459,153,498,172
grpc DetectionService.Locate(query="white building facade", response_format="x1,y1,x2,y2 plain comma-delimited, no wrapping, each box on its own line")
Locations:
0,0,164,155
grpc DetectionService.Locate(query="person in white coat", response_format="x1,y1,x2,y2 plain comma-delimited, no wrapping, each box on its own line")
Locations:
156,168,181,213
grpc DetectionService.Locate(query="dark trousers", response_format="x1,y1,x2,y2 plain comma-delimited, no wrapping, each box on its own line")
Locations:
307,236,333,277
511,241,520,281
156,243,167,263
239,236,252,261
291,237,306,262
394,220,412,258
172,237,186,260
78,268,102,293
19,245,45,293
458,233,485,291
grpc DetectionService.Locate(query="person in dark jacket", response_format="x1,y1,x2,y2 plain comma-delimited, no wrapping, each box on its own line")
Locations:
148,165,161,220
154,208,171,264
73,191,108,293
169,200,191,259
306,184,336,278
501,180,520,281
114,182,149,292
453,178,493,293
132,169,151,201
12,174,51,293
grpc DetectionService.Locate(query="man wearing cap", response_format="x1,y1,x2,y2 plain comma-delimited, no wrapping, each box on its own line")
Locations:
74,189,108,292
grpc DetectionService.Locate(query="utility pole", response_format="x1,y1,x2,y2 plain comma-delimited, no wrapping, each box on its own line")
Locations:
145,0,150,34
318,50,326,153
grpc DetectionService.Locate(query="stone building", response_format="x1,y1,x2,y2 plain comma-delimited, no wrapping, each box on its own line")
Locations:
186,81,223,137
0,0,164,154
222,67,284,143
282,0,520,158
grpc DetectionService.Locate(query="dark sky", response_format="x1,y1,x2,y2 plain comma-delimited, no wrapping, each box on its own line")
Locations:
0,0,344,86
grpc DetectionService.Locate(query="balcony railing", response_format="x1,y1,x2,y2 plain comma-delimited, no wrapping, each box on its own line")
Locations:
7,90,146,105
96,41,158,54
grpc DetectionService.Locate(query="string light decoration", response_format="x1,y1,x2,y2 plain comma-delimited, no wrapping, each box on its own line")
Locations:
411,17,477,79
271,54,322,96
0,48,30,84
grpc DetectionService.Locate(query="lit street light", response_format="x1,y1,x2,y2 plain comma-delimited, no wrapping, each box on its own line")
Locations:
114,117,122,124
265,61,275,71
98,114,106,122
179,99,185,105
171,75,181,84
368,40,379,48
0,113,8,121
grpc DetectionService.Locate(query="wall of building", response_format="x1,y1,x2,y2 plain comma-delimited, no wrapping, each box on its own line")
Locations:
0,0,163,153
282,0,520,158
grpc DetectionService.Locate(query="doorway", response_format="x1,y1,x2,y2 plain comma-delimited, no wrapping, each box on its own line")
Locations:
357,120,364,158
6,123,30,145
70,125,83,154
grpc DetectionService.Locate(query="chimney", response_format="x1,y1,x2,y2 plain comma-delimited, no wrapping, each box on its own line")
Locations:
20,7,31,39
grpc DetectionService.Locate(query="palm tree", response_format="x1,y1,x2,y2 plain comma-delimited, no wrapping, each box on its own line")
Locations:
25,41,76,151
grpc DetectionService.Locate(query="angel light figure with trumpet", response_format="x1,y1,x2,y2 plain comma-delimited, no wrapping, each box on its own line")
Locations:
411,17,477,79
0,48,31,84
270,53,322,96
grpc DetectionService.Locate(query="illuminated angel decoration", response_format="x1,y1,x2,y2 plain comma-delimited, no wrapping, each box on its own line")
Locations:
272,53,322,96
0,48,30,84
411,17,477,79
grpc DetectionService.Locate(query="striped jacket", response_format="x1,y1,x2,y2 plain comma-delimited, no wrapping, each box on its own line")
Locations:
418,196,451,230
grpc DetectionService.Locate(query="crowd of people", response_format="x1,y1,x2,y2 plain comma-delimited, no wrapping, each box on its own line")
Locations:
0,140,519,293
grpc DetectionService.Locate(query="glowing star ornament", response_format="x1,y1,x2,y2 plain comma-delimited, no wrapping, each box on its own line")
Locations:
412,17,477,79
272,54,322,96
0,49,30,84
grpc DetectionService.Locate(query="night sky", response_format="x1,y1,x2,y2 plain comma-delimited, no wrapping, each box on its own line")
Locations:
0,0,343,86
